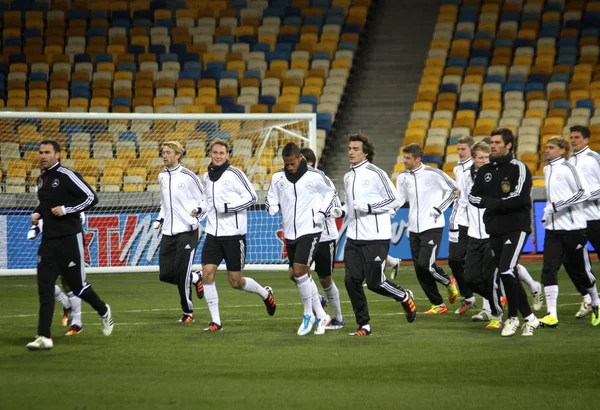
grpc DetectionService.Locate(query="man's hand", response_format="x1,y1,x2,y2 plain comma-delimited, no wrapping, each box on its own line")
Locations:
51,206,65,217
331,207,344,218
429,208,442,218
313,212,325,226
31,213,41,225
353,201,370,213
191,207,202,217
268,205,279,216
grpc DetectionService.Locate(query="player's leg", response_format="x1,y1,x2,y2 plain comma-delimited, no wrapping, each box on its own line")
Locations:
425,228,458,303
344,240,371,335
314,240,343,328
494,232,538,337
60,278,83,335
448,226,472,302
35,239,60,340
201,235,224,331
386,254,401,279
54,281,71,326
158,234,178,285
362,241,416,323
562,230,600,326
540,230,564,327
173,230,198,322
410,232,443,309
461,239,487,316
57,233,113,336
224,238,276,316
516,264,543,311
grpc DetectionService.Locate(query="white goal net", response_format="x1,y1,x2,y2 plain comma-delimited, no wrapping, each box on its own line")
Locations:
0,112,317,276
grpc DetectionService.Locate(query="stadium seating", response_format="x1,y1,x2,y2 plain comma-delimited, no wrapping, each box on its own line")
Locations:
0,0,372,192
397,0,600,182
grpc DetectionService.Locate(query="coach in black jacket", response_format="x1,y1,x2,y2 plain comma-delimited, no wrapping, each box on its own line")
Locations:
27,139,113,351
469,129,539,337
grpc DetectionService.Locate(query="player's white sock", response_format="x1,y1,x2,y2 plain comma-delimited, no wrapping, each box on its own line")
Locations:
310,278,327,318
482,298,491,312
586,284,600,306
584,293,592,304
323,282,342,321
545,285,559,318
54,285,71,310
524,313,536,322
204,282,221,325
517,264,538,294
242,277,268,299
386,255,397,266
191,271,200,284
68,292,82,327
295,274,314,317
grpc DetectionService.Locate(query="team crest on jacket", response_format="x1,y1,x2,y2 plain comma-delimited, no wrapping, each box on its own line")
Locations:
484,173,492,182
501,179,511,193
305,181,315,191
178,182,185,190
52,179,59,187
277,177,287,190
362,179,370,187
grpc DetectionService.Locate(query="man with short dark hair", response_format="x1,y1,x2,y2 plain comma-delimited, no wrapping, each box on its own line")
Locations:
266,142,336,336
27,139,113,350
469,128,540,337
341,134,416,336
569,125,600,318
397,143,459,314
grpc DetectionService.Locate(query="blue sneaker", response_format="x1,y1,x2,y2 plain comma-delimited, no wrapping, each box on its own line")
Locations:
325,318,345,330
297,314,315,336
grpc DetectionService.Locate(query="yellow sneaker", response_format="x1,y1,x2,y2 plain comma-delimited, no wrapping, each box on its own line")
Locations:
485,319,503,329
447,276,459,304
539,314,559,328
591,306,600,327
424,305,448,314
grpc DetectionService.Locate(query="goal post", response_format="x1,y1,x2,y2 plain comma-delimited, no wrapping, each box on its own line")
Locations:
0,111,318,276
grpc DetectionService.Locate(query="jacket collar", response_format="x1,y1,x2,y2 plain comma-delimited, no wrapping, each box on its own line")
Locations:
459,158,473,167
43,162,61,174
548,156,565,166
351,159,369,170
208,160,230,182
490,152,513,166
166,164,182,173
572,146,590,157
408,164,424,174
285,158,308,183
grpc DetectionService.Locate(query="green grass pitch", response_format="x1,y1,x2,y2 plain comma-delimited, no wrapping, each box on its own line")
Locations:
0,262,598,410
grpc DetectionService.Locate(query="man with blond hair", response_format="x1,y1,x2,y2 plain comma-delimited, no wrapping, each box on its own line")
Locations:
198,138,275,332
154,141,205,323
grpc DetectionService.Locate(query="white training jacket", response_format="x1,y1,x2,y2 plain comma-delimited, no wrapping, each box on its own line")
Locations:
320,173,341,242
396,164,458,234
202,165,257,237
450,158,472,230
266,166,337,242
157,164,205,236
569,146,600,222
343,160,402,241
544,156,590,231
462,167,489,240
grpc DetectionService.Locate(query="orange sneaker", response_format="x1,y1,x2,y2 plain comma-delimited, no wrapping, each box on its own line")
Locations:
178,314,194,323
501,296,508,308
424,305,448,314
203,322,223,332
447,276,459,304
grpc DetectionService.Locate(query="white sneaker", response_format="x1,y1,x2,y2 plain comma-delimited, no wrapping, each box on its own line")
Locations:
532,281,544,311
297,314,315,336
575,300,592,318
27,336,53,350
501,318,520,337
101,304,114,336
471,310,491,322
314,314,331,335
522,317,540,336
390,258,402,279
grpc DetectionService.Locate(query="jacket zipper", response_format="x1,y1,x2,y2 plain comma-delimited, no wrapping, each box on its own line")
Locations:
212,182,218,236
548,165,554,230
352,169,357,238
293,183,298,238
413,172,420,232
168,171,174,235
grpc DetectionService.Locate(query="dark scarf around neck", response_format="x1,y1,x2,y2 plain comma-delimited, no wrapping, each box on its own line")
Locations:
284,158,308,183
208,160,230,181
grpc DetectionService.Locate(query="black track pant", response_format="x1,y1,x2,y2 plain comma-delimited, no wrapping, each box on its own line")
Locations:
159,229,199,315
409,228,451,306
542,229,596,290
448,225,472,299
490,231,532,319
37,234,108,338
344,239,408,326
464,237,503,316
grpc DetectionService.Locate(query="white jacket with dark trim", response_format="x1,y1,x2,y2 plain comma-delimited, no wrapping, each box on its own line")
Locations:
157,164,205,236
450,158,472,230
544,157,589,231
343,160,402,241
569,146,600,222
202,165,257,237
396,164,458,234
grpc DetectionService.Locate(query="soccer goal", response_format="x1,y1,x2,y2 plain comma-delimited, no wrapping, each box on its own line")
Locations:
0,111,318,276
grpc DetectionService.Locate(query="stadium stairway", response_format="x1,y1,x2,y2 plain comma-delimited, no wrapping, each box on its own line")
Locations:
322,0,441,192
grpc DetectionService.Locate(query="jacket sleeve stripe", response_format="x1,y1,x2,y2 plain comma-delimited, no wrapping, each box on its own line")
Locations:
468,194,482,204
553,163,586,210
367,165,396,200
506,160,526,199
226,168,257,212
182,169,204,194
57,168,96,213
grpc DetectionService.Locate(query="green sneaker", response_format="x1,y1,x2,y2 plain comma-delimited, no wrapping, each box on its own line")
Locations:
539,314,559,328
591,305,600,327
